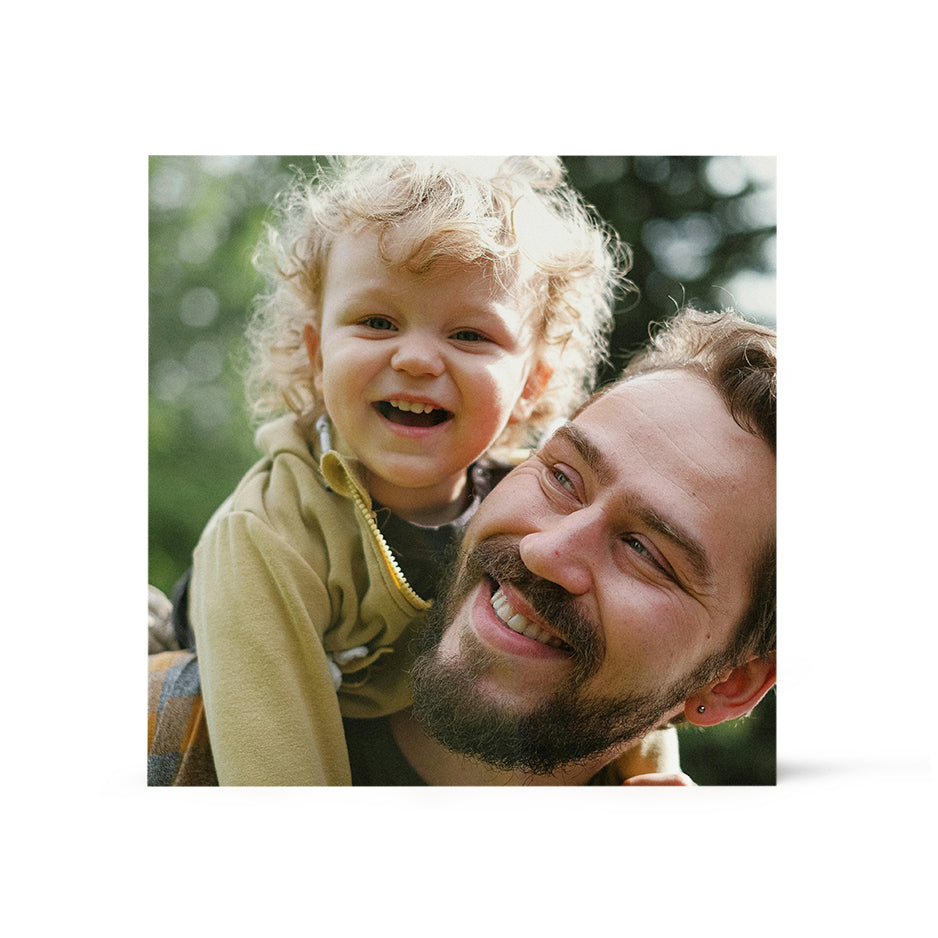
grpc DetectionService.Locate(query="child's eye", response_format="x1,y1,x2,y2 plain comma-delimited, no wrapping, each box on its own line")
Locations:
451,329,487,342
362,316,396,331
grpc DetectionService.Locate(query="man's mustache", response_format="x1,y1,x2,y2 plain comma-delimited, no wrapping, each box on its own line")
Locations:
463,535,605,682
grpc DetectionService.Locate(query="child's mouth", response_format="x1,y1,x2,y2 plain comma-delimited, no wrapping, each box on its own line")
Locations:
374,400,453,428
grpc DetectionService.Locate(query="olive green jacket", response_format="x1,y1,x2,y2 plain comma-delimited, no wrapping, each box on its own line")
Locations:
190,415,431,786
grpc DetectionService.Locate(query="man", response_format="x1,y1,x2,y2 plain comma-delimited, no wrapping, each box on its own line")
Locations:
342,308,777,784
149,308,776,786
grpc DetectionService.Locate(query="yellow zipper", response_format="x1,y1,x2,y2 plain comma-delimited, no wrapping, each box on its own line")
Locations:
348,485,432,611
316,415,431,611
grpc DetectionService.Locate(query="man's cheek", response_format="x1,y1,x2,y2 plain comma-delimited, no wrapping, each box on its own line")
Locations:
467,470,540,541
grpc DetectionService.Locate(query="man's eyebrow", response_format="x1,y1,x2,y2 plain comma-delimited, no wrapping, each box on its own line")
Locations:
552,422,615,486
551,422,714,590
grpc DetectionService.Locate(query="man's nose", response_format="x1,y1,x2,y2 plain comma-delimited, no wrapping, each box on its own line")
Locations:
517,512,600,596
390,333,445,377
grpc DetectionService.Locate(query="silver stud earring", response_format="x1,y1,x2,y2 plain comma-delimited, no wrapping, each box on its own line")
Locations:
697,705,706,713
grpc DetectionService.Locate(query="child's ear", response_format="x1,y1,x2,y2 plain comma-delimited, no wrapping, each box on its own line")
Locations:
683,652,776,727
303,323,324,392
510,360,553,424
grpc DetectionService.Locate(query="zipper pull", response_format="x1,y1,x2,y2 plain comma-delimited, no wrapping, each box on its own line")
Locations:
315,415,334,493
315,414,333,454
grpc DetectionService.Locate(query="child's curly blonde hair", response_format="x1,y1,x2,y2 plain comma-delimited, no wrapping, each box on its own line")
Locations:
243,156,634,455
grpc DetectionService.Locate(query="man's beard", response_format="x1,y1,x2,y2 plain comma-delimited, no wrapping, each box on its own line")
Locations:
410,536,714,776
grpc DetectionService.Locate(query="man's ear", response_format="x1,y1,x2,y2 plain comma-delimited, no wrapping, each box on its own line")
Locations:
509,360,553,424
303,322,323,393
684,653,776,727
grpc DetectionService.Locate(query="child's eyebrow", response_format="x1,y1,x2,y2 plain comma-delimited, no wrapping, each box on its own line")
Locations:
334,286,394,307
550,422,715,590
335,288,508,321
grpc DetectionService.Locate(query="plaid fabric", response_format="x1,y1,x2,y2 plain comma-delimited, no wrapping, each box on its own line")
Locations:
148,650,218,786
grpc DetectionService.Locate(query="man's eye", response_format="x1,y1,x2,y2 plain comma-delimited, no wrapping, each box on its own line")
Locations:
624,535,652,559
551,467,576,492
623,536,672,577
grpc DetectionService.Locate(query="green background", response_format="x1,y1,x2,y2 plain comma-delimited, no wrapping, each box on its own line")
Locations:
149,155,777,785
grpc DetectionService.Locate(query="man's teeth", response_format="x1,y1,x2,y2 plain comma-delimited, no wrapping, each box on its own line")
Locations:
387,399,439,415
491,588,567,649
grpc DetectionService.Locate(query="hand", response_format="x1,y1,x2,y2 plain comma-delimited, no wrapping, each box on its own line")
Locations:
622,772,696,786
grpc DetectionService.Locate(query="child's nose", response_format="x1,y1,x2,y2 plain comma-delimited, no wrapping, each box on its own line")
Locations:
390,335,445,377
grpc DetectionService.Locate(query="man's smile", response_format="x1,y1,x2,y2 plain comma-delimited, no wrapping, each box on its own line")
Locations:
490,585,571,650
452,537,606,682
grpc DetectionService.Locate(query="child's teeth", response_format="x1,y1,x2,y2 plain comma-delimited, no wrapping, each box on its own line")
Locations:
389,400,434,414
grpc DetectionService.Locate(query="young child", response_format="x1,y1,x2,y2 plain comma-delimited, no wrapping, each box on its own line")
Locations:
186,156,666,784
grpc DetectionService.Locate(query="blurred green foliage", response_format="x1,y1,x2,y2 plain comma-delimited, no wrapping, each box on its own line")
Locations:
148,155,776,784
